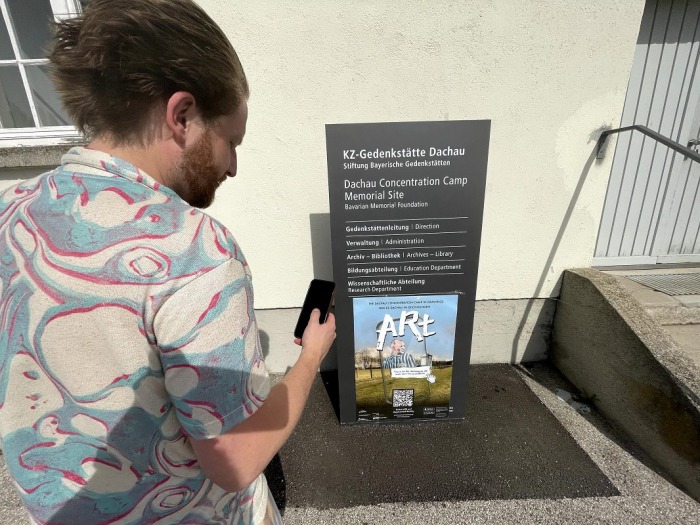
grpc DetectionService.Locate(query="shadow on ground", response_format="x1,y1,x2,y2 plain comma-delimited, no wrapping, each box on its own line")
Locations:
265,364,619,511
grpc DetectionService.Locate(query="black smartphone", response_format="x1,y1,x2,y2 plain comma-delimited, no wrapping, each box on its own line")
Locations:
294,279,336,339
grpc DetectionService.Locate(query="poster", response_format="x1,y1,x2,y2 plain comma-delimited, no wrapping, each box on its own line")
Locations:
326,120,490,424
353,294,458,421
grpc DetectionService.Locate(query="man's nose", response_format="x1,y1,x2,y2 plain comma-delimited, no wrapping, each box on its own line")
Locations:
228,153,238,177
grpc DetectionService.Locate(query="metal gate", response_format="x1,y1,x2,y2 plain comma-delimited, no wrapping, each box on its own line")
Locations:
594,0,700,266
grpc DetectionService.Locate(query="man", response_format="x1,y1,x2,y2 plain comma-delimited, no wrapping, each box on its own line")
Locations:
382,339,416,369
0,1,335,523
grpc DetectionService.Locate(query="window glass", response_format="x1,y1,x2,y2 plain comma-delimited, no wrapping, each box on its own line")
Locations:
7,0,54,59
25,65,70,126
50,0,84,20
0,66,33,128
1,1,83,134
0,17,13,60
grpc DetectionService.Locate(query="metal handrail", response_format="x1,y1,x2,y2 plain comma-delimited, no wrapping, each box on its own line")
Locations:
596,124,700,163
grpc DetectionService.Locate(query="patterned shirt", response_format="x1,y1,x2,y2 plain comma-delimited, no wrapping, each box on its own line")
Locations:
0,147,273,524
383,353,416,369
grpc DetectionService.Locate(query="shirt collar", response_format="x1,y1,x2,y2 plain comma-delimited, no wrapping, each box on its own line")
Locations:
60,146,180,200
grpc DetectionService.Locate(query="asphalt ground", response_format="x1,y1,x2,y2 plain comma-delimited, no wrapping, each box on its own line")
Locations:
277,363,699,524
0,363,698,524
268,364,617,510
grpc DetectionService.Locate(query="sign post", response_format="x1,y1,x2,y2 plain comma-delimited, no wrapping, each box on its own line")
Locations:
326,120,490,424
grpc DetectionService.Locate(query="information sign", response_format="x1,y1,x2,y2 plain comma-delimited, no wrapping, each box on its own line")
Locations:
326,120,490,424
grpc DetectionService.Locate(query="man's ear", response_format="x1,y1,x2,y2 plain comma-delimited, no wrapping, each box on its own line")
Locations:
164,91,198,147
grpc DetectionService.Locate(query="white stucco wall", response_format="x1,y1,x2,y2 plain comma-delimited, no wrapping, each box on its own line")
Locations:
203,0,645,307
0,1,645,310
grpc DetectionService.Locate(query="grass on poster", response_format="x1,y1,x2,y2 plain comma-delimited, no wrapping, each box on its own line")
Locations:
355,366,453,407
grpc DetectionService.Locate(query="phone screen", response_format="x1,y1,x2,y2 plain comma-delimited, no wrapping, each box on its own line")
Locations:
294,279,336,339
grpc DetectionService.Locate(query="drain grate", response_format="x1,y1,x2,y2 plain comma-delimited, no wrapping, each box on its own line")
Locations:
624,272,700,296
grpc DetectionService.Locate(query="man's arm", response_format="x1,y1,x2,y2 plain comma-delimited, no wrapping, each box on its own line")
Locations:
189,308,336,492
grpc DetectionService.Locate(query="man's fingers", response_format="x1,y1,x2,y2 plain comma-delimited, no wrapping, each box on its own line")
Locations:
308,308,321,323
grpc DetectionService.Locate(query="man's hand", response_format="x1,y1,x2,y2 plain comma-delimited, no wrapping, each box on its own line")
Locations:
294,308,336,365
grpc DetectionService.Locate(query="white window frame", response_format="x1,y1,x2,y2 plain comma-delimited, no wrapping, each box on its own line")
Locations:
0,0,83,146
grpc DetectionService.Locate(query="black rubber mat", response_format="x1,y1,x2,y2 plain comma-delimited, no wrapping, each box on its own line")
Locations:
265,364,618,510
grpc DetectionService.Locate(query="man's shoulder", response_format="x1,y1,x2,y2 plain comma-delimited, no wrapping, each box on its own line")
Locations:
1,159,241,264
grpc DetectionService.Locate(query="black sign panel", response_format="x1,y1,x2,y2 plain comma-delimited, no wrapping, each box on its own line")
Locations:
326,120,490,424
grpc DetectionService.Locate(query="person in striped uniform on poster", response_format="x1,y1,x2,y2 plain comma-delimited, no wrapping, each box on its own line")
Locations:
383,339,416,369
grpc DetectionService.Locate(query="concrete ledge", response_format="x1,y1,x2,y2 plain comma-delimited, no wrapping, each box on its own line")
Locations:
551,268,700,501
646,305,700,326
607,272,700,325
256,297,554,373
0,143,84,169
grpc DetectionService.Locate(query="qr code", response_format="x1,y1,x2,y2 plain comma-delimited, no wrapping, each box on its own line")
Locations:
392,389,414,407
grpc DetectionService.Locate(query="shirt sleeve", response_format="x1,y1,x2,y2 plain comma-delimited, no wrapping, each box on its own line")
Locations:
152,258,270,439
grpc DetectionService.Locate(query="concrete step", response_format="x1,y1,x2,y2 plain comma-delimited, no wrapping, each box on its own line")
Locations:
606,272,700,368
552,269,700,504
607,272,700,326
648,303,700,326
663,324,700,369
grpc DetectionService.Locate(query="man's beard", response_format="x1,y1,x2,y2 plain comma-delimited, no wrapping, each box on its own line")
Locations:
169,128,221,209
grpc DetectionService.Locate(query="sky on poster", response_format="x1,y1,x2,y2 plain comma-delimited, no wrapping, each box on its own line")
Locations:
353,295,458,359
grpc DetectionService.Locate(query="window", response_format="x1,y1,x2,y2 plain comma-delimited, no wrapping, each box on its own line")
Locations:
0,0,85,144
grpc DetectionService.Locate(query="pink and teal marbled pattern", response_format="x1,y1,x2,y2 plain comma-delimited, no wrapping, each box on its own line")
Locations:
0,148,271,524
